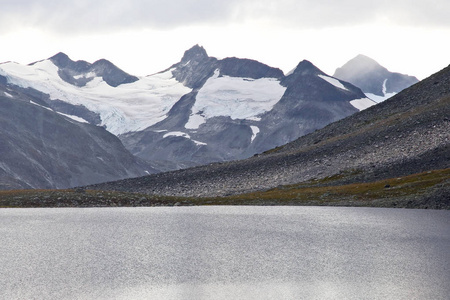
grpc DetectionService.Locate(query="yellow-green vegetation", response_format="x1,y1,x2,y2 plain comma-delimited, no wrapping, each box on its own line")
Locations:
190,168,450,207
1,168,448,208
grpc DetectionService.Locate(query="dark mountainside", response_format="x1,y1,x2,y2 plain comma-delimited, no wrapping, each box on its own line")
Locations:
89,64,450,208
121,45,367,167
0,77,152,190
334,54,418,96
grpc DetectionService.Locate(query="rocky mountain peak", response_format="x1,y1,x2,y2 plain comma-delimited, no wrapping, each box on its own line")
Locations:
181,44,209,63
47,53,138,88
92,59,139,87
49,52,72,67
171,45,217,89
288,60,324,77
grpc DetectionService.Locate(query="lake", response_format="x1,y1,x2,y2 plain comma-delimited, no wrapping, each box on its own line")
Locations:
0,206,449,299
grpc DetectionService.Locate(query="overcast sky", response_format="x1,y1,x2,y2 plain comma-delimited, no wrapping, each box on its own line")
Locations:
1,0,449,79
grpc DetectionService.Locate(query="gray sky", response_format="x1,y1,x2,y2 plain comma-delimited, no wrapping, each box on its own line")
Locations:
1,0,449,79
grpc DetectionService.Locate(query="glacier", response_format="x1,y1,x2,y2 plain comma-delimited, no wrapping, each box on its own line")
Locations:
185,69,287,130
0,61,191,135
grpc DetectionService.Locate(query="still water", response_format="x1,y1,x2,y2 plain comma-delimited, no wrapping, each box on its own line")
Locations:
0,206,449,300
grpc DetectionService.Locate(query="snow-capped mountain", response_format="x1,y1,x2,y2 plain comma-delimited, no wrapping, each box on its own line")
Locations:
0,75,154,190
333,54,418,102
0,54,191,135
0,45,375,171
120,46,375,166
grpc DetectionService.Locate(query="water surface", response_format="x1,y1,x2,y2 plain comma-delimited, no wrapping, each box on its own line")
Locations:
0,206,449,299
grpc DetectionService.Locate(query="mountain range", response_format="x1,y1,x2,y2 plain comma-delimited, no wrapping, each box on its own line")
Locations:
88,62,450,208
0,46,421,190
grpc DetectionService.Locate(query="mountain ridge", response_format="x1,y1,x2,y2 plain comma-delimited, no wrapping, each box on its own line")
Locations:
88,63,449,205
3,46,428,191
48,52,139,87
120,46,373,167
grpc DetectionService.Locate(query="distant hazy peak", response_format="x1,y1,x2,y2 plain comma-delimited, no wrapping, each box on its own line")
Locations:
352,54,380,66
335,54,386,76
334,54,419,97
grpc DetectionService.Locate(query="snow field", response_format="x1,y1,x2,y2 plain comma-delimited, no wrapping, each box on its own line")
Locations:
0,61,191,135
185,69,286,129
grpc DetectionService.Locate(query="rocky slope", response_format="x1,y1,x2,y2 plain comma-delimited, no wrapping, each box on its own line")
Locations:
89,64,449,206
0,77,153,190
334,54,418,102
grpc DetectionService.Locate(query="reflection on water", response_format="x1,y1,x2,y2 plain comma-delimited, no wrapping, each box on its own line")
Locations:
0,206,449,299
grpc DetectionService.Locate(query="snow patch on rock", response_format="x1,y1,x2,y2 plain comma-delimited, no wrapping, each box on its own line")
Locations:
365,79,396,103
185,114,206,130
365,92,396,103
163,131,207,146
56,112,89,123
350,98,376,111
3,91,13,98
250,126,260,142
318,75,348,91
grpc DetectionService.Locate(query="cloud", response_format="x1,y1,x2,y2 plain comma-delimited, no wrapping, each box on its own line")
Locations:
0,0,242,34
1,0,449,35
241,0,450,28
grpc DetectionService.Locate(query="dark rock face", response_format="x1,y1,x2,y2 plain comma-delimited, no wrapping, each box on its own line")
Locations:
170,45,219,89
334,54,418,96
170,45,285,88
48,52,138,87
219,57,284,79
90,64,450,199
242,60,365,156
0,82,152,190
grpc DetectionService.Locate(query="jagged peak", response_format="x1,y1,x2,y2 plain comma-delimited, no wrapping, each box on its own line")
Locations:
181,44,209,63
